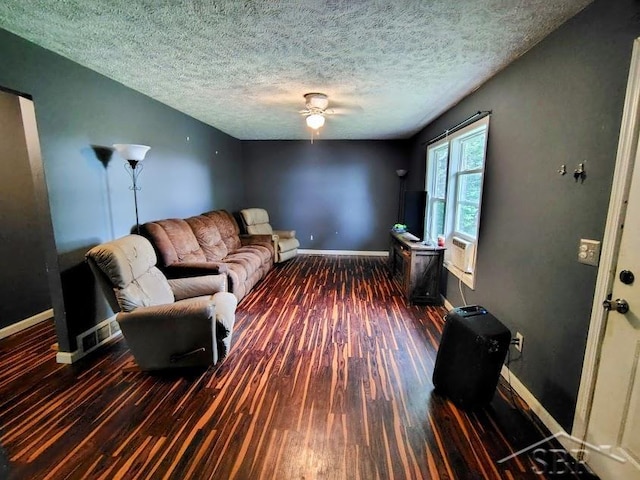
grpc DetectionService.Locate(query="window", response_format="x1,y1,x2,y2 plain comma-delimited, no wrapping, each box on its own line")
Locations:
425,143,448,241
425,116,490,289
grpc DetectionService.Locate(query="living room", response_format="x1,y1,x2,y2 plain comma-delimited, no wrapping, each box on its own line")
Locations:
1,0,639,478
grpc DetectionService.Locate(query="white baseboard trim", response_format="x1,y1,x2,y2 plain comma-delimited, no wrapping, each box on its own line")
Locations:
0,308,54,340
299,249,388,257
500,365,574,452
56,349,84,364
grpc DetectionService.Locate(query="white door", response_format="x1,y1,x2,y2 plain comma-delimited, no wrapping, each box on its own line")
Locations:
585,70,640,480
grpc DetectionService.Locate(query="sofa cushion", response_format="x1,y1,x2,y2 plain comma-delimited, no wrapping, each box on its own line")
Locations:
117,267,175,312
143,219,206,267
203,210,242,252
224,251,264,281
237,244,273,266
185,214,228,261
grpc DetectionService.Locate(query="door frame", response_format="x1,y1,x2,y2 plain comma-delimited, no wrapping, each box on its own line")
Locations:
0,86,67,349
572,37,640,441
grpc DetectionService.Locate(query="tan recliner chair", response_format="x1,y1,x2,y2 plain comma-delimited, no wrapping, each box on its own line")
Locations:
86,234,237,370
240,208,300,263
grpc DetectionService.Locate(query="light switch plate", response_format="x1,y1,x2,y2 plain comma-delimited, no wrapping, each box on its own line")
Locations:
578,239,601,266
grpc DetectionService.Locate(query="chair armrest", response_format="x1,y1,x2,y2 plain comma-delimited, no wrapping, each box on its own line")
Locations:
211,292,237,358
212,292,237,335
240,234,273,245
168,274,228,300
274,229,296,239
116,299,218,369
117,299,214,326
164,261,228,278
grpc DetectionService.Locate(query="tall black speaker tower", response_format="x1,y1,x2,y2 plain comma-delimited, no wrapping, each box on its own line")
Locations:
432,305,511,408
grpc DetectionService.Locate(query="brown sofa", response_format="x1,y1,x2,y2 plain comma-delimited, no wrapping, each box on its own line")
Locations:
141,210,273,301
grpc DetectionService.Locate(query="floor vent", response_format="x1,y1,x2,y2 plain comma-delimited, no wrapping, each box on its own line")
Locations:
76,317,121,355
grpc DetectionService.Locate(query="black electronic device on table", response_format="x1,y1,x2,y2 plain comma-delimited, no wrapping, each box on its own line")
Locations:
402,190,427,239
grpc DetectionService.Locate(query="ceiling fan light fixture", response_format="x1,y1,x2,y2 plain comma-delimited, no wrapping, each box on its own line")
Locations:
304,93,329,110
306,113,325,130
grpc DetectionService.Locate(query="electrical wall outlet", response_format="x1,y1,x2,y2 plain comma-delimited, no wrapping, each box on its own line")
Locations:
515,332,524,352
578,238,601,266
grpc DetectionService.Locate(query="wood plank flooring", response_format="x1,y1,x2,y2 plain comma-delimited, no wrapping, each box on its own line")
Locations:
0,255,597,479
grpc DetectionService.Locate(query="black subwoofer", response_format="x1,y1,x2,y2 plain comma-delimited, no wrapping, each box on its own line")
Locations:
432,305,511,408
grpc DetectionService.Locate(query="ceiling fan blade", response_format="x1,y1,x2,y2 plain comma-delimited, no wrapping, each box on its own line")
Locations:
329,100,363,113
325,107,351,115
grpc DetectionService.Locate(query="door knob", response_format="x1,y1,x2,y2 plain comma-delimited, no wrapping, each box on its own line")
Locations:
603,298,630,314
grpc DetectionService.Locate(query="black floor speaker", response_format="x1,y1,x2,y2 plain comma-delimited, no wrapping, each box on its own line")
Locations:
432,305,511,408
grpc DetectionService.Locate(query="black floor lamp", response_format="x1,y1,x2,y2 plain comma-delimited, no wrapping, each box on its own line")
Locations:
113,143,151,234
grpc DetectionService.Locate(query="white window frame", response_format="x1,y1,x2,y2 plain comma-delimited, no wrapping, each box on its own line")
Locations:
425,116,490,289
424,142,449,241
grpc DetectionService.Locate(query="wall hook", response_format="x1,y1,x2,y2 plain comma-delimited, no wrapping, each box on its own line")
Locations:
557,165,566,176
574,163,586,183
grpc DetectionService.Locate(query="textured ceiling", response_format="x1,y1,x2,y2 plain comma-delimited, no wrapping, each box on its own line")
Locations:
0,1,592,140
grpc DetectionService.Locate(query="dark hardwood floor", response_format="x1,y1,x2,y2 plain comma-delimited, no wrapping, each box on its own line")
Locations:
0,255,596,479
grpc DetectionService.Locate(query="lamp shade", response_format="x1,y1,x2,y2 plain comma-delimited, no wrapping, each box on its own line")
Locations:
113,144,151,161
306,114,325,130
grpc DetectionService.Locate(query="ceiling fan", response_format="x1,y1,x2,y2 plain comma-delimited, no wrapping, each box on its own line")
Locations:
299,93,340,130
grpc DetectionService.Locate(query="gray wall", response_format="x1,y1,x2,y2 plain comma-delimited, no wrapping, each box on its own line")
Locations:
241,140,410,251
0,28,244,351
409,0,640,431
0,91,50,329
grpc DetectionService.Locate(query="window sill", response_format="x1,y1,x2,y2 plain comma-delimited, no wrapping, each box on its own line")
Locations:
443,261,476,290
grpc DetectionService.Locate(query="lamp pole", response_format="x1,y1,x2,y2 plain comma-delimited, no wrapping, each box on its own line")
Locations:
114,144,150,235
125,159,143,234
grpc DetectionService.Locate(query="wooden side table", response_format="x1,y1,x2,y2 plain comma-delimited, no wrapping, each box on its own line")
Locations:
388,232,445,305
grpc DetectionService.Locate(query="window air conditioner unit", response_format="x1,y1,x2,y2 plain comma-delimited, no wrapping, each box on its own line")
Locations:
451,236,474,273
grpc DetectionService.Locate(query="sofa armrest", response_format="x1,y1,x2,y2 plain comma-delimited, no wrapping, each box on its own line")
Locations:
168,274,228,300
164,261,228,278
274,229,296,239
240,234,274,245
